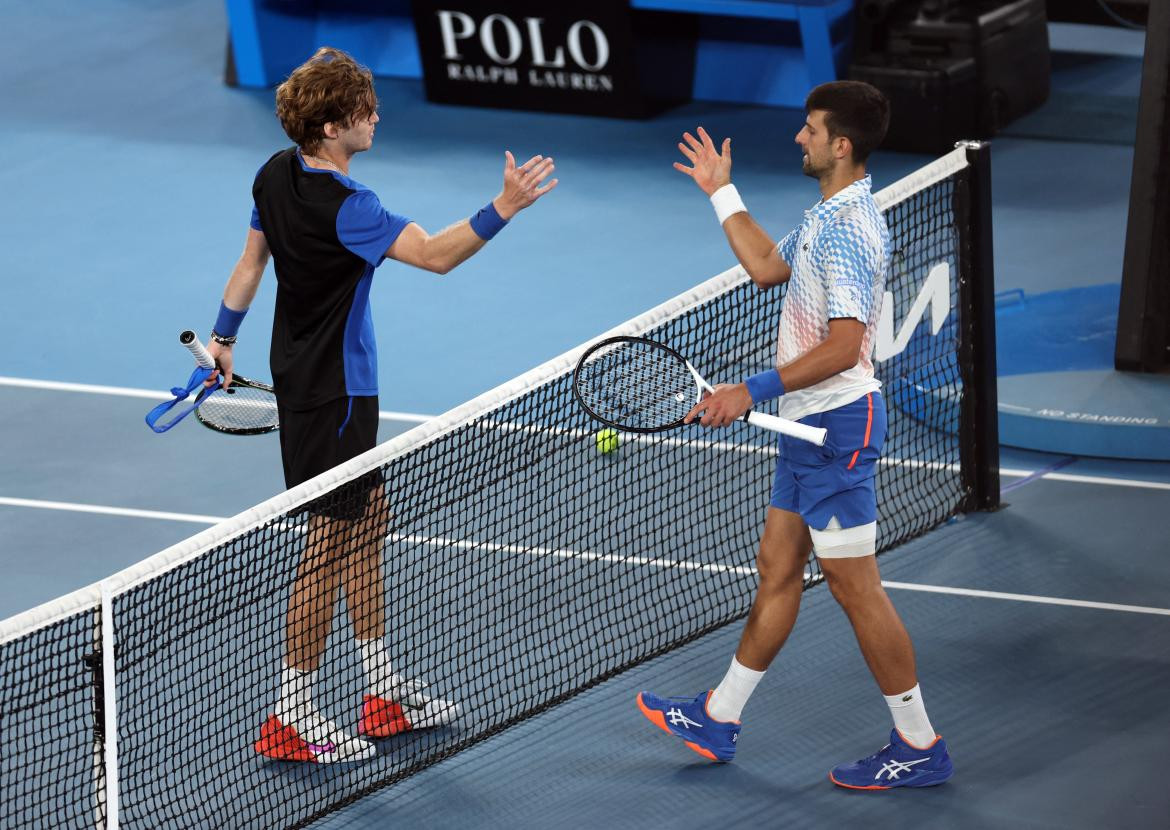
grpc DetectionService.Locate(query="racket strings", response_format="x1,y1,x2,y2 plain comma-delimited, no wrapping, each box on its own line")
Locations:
198,383,279,433
577,341,695,430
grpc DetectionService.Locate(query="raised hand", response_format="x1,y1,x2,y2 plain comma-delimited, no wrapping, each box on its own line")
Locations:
673,126,732,196
494,151,558,219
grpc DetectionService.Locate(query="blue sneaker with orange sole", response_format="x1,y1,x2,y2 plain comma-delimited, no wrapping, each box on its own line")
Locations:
636,690,740,762
830,729,953,789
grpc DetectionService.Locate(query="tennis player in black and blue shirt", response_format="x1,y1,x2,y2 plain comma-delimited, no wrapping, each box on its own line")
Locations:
204,47,557,764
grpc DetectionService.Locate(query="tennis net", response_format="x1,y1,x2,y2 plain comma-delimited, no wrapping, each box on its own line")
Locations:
0,144,998,829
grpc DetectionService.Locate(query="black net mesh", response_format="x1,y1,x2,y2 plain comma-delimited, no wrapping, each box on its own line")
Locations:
0,610,105,828
1,161,977,829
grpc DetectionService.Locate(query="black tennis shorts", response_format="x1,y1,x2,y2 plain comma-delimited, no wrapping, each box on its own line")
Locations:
277,395,383,521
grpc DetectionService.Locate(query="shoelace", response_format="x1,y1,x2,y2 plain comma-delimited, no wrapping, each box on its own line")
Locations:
857,743,893,764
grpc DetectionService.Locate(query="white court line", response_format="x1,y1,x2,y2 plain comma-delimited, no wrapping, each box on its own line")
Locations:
0,375,433,424
4,496,1167,618
881,581,1170,617
1001,467,1170,491
0,497,226,525
5,375,1170,490
387,532,759,577
6,375,1170,490
0,376,170,401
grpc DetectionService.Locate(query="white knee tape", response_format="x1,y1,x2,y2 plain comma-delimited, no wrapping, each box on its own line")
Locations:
810,517,877,559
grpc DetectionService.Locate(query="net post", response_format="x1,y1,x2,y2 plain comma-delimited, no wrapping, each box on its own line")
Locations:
956,140,1001,511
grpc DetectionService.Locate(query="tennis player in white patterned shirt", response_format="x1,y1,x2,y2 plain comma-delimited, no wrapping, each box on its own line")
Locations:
636,81,953,790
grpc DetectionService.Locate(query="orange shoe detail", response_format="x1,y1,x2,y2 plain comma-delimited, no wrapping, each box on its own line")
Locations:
360,695,410,738
254,715,317,763
636,693,671,735
685,741,718,761
829,771,890,790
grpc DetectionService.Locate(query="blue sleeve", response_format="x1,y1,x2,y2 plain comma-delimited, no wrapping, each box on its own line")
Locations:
337,190,411,267
818,211,879,323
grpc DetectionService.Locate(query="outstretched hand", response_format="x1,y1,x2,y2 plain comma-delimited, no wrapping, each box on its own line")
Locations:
495,151,558,219
674,126,732,196
684,383,753,428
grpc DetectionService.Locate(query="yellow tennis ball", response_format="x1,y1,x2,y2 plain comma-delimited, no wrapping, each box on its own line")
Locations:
595,428,620,455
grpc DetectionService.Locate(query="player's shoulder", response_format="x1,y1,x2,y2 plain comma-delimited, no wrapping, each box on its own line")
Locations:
826,189,884,232
340,184,384,215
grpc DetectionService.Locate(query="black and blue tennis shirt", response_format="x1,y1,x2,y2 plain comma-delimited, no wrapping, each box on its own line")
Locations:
251,148,409,410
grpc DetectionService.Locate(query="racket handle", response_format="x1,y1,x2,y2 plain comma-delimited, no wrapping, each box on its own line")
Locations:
744,411,828,446
180,330,216,369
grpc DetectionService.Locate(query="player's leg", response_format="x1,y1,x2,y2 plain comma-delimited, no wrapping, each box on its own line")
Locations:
256,397,375,763
343,481,389,645
818,554,916,696
636,457,810,762
708,506,811,718
286,513,344,673
322,398,462,736
817,544,951,788
808,393,951,788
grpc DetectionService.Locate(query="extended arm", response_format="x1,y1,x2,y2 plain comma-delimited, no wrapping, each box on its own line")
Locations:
675,127,791,289
387,151,556,274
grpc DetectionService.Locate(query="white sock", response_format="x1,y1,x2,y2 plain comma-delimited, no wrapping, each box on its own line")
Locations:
884,683,936,748
278,663,316,720
707,657,765,722
357,636,394,698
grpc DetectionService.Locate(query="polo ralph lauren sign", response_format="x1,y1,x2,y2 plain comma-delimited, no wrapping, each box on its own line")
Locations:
412,1,695,117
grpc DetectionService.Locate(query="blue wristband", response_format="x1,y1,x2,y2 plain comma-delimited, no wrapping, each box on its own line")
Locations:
744,369,785,405
469,201,508,241
214,301,247,338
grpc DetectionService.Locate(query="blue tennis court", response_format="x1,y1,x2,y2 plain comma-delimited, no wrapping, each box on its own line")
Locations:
2,2,1168,828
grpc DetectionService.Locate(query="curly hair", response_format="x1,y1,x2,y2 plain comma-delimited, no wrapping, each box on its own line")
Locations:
275,47,378,153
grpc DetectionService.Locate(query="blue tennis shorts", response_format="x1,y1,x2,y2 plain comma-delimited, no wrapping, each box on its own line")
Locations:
771,392,886,555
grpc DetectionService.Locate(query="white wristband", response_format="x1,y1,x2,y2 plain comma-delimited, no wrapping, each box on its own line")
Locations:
710,184,747,225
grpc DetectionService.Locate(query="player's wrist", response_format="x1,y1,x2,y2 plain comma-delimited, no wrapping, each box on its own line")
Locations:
710,184,746,225
214,301,247,339
493,194,518,221
743,369,785,404
473,199,510,238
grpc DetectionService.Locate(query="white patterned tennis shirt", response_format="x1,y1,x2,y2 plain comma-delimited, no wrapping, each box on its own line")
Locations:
773,174,890,421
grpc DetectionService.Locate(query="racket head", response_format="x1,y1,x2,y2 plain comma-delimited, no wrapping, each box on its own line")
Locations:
195,375,279,435
572,336,700,433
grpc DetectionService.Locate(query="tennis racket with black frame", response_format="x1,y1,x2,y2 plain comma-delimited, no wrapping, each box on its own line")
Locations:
179,330,279,435
572,335,827,445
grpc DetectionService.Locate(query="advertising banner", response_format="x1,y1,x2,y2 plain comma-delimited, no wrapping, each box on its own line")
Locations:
412,1,693,117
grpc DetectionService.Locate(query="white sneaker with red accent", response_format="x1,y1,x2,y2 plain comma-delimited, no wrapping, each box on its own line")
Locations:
255,704,376,764
359,676,462,738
